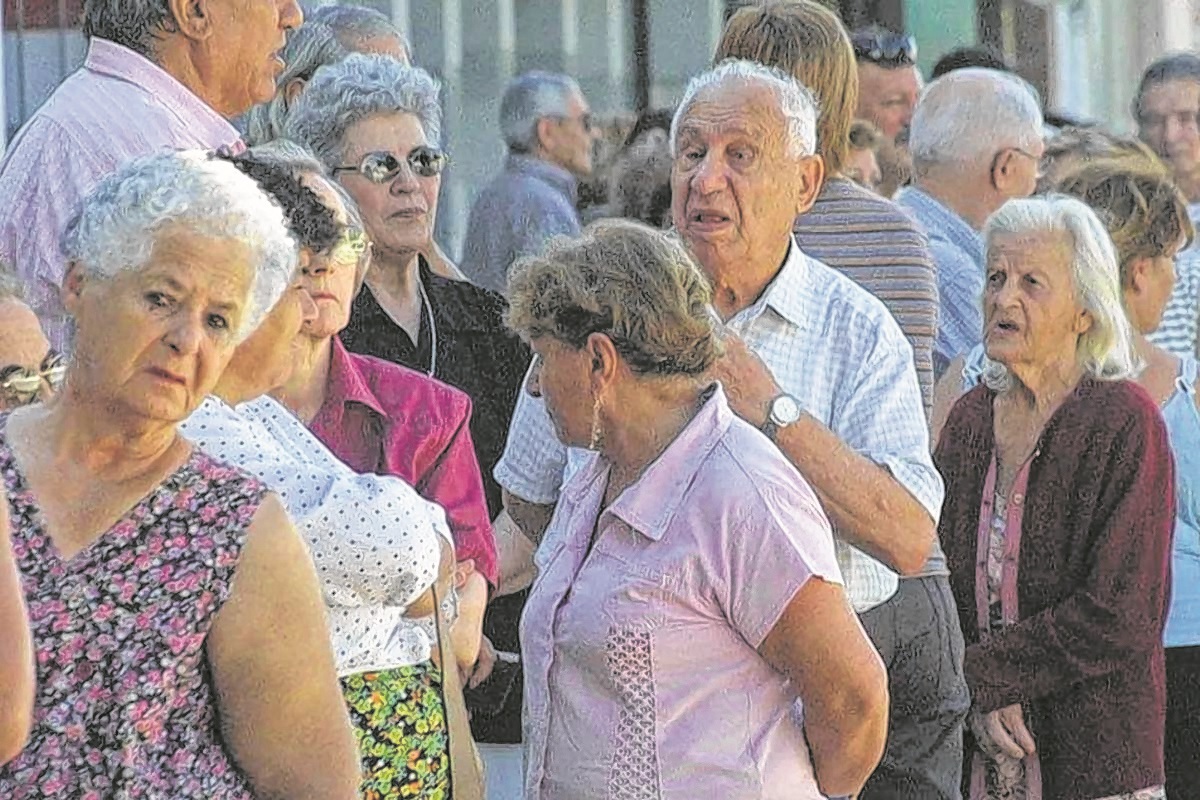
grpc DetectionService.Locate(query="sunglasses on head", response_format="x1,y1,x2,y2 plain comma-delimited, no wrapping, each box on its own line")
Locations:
332,147,449,183
0,351,66,407
852,30,918,67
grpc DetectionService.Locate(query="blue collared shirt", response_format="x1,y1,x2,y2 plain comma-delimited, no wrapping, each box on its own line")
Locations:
460,154,581,296
896,186,987,377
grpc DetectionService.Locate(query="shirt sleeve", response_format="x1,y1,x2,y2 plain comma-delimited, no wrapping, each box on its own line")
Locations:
929,239,984,365
493,369,571,505
964,401,1176,712
831,319,946,524
415,397,499,586
724,476,844,649
0,116,110,352
180,400,447,611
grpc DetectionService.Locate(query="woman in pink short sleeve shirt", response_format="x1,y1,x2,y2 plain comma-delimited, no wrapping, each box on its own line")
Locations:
506,219,889,800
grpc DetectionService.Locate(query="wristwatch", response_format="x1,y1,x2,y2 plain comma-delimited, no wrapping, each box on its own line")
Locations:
761,394,802,442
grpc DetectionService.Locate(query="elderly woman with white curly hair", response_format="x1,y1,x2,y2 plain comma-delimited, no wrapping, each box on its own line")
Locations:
285,55,531,540
936,195,1175,800
0,151,360,798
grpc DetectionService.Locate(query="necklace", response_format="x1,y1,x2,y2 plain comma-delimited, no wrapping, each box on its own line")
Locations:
417,275,437,378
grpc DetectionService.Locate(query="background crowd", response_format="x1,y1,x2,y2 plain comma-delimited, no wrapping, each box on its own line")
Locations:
0,0,1197,799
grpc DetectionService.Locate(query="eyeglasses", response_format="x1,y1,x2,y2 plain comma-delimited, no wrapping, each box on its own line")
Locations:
325,229,371,268
332,147,449,183
0,351,66,407
851,30,918,67
996,146,1045,179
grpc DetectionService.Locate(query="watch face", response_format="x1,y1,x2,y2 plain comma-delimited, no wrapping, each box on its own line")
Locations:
772,395,802,425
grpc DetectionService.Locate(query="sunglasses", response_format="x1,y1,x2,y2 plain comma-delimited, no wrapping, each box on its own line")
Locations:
851,31,918,67
324,229,371,268
332,147,449,183
0,351,66,407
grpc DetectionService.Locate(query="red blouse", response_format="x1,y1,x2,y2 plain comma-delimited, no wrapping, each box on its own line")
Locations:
311,337,498,586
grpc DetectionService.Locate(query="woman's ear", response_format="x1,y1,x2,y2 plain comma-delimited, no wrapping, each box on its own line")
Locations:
60,262,86,317
1126,256,1152,294
284,77,307,105
585,332,619,384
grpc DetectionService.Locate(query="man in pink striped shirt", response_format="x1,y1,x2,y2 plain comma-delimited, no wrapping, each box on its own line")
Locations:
0,0,303,351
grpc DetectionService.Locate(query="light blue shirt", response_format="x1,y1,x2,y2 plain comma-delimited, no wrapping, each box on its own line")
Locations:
1147,203,1200,358
460,154,581,296
896,186,986,377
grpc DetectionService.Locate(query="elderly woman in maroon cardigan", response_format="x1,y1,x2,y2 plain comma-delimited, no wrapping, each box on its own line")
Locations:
936,195,1175,800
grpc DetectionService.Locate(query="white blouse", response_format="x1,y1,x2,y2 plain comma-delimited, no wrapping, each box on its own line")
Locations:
180,395,452,676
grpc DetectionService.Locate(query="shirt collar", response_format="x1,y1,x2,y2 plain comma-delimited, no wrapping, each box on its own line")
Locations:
728,237,812,333
84,37,240,147
506,153,578,203
565,384,733,542
325,336,388,420
898,185,985,263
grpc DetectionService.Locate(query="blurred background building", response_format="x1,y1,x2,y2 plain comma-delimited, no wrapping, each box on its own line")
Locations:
2,0,1197,254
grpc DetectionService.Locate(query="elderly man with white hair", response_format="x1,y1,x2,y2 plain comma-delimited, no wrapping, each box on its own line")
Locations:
897,67,1045,377
495,59,961,798
0,0,303,354
460,71,597,296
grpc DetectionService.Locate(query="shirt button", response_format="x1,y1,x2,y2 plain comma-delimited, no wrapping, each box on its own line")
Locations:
1013,493,1024,505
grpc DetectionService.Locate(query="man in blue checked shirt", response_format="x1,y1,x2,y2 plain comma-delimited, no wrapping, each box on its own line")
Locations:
897,68,1044,378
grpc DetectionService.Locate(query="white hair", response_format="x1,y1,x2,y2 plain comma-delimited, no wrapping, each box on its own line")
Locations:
500,71,581,153
62,150,298,342
245,21,347,146
284,54,442,172
909,68,1044,174
670,59,818,160
978,194,1140,392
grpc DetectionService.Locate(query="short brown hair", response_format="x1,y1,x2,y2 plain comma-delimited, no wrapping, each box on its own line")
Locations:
506,219,720,376
1054,157,1194,286
716,0,856,174
1038,127,1156,193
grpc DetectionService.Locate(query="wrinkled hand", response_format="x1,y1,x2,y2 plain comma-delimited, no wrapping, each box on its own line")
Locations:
706,333,781,428
971,704,1036,760
468,635,497,690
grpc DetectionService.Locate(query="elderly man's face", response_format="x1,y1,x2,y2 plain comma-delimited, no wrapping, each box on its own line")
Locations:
0,299,57,410
541,90,597,179
671,82,818,283
983,231,1091,373
201,0,303,116
1139,79,1200,183
337,112,440,265
63,226,254,423
857,63,921,143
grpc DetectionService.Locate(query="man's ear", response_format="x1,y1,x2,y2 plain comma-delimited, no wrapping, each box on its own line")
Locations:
794,153,826,217
61,261,86,317
167,0,215,41
534,117,557,155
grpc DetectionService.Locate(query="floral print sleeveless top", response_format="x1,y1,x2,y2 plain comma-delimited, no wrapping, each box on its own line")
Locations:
0,415,267,799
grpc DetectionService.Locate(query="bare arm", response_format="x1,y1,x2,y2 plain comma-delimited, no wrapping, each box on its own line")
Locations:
207,494,360,800
773,416,936,574
494,506,537,596
929,355,967,451
503,488,556,547
759,577,889,797
0,499,33,766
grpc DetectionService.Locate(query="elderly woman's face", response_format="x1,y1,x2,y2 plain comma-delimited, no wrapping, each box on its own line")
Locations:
336,112,440,265
527,337,594,449
983,231,1092,371
65,226,254,422
227,270,318,395
0,300,60,410
297,173,361,339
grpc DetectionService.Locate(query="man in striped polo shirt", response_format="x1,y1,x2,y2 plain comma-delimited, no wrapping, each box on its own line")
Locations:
1136,53,1200,359
715,3,938,416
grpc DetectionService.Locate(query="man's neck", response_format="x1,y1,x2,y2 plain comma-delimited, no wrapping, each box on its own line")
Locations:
153,41,230,118
705,238,792,321
916,173,998,232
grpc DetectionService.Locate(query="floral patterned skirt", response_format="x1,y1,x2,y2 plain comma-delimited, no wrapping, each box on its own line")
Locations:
341,662,449,800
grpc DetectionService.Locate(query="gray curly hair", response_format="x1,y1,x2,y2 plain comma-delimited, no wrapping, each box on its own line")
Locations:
284,53,442,172
63,150,298,342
